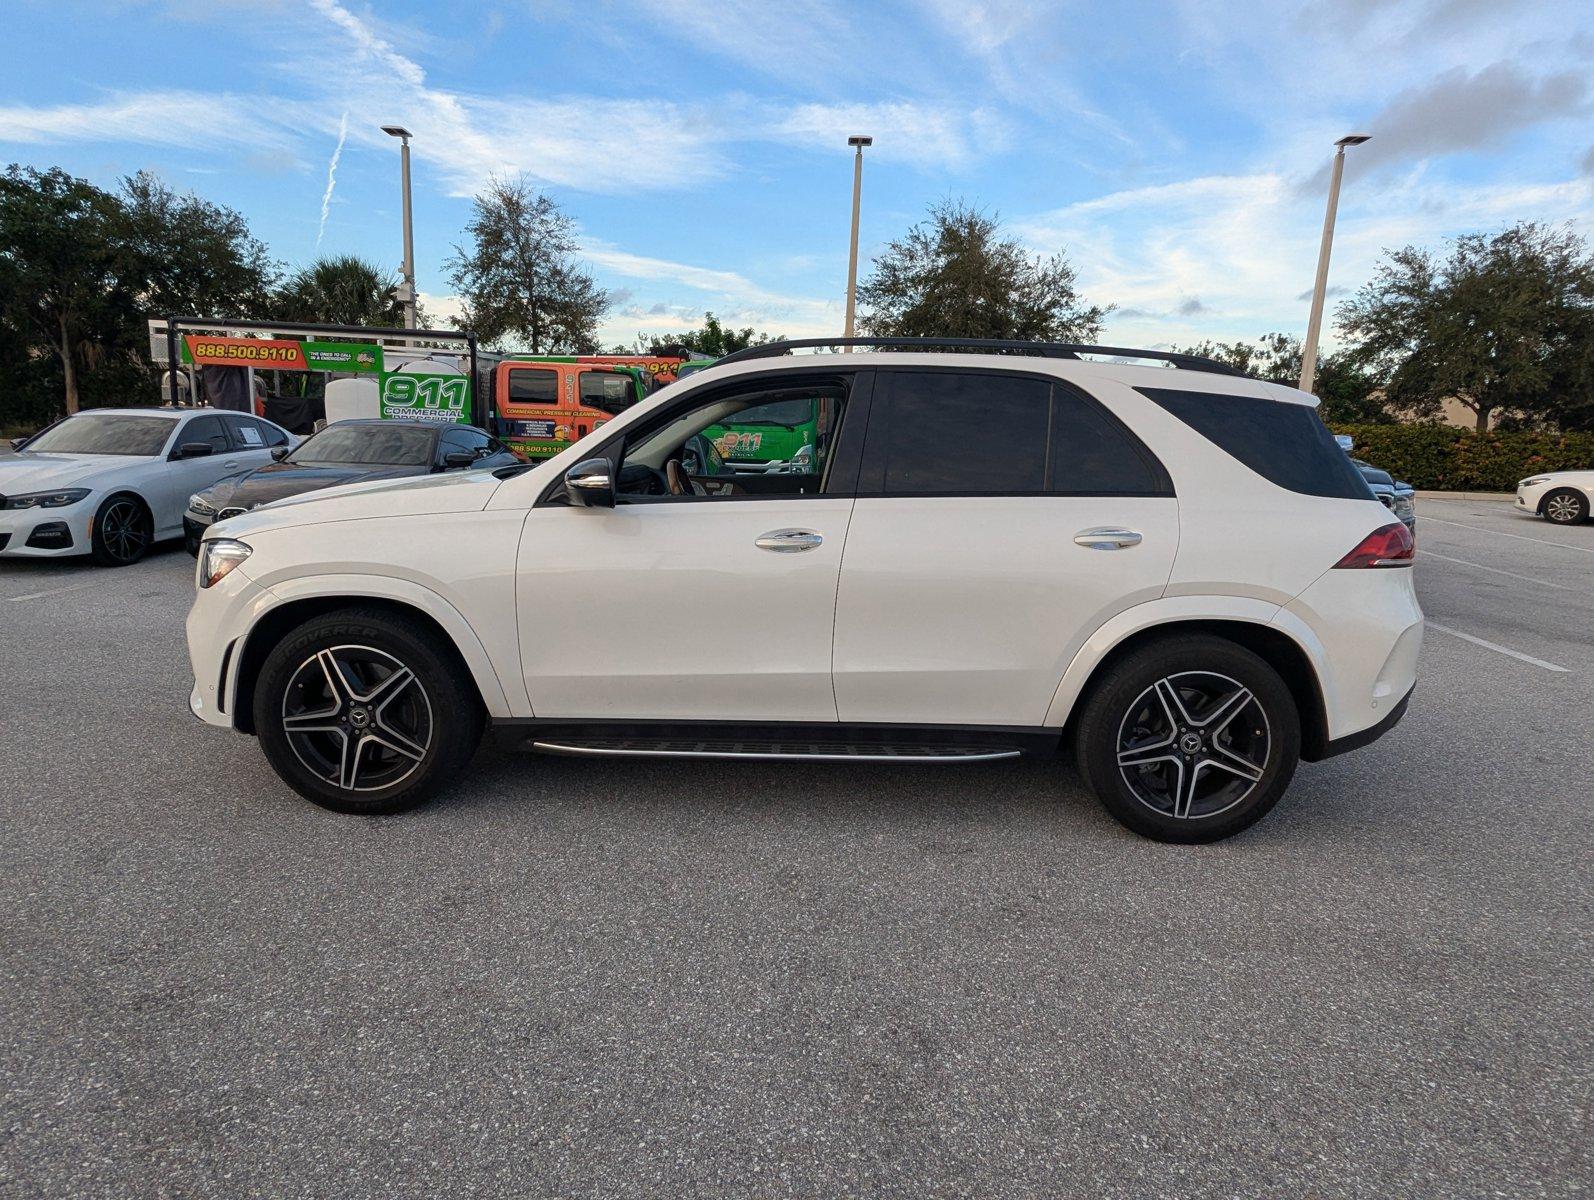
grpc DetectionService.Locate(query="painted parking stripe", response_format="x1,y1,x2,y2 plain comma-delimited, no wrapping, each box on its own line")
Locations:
1418,550,1576,591
1426,621,1571,673
1418,514,1594,555
5,581,97,603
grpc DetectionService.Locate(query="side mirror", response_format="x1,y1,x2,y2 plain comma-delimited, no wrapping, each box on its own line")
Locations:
270,446,291,462
1334,434,1354,453
443,451,476,469
9,436,27,452
177,442,214,458
565,457,615,508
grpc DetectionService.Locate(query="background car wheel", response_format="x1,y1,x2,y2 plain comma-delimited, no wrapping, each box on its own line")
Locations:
253,607,484,815
1073,634,1301,844
90,493,152,566
1542,489,1589,525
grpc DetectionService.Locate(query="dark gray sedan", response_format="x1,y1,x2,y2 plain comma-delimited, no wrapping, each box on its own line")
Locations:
183,419,522,553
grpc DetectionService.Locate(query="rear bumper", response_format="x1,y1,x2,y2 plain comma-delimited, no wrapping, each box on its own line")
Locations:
1317,686,1413,759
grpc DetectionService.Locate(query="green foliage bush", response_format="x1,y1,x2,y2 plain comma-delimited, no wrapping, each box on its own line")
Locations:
1332,423,1594,491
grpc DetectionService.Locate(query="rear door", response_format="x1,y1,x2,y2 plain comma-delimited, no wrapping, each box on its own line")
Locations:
832,368,1179,727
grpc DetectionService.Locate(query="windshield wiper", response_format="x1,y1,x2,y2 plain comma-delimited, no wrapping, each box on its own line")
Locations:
737,420,796,430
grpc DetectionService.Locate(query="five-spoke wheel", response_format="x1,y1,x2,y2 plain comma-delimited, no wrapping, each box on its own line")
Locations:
1075,634,1301,843
255,608,483,814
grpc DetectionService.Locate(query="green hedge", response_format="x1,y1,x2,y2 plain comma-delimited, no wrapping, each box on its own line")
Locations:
1329,424,1594,491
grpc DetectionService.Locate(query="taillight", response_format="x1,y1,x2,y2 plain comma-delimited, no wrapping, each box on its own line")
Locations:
1333,522,1415,569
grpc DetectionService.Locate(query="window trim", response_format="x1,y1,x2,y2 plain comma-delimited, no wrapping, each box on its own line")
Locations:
853,366,1174,500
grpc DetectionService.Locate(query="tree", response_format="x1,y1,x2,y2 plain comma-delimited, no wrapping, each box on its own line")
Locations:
638,312,778,357
117,171,276,321
447,176,607,353
0,166,126,414
1173,332,1388,424
857,200,1108,342
275,255,404,326
1338,222,1594,432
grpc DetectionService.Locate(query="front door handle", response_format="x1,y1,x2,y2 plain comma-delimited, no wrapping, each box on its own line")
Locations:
1074,527,1142,550
755,528,823,553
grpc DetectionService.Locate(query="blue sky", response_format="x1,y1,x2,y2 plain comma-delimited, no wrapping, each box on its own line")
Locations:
3,0,1592,350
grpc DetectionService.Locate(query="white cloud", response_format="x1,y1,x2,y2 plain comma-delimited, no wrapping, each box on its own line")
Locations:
0,90,299,153
770,102,1011,169
316,112,348,249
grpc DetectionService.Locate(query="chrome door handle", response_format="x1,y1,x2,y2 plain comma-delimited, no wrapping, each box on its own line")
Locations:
755,528,823,553
1074,527,1142,550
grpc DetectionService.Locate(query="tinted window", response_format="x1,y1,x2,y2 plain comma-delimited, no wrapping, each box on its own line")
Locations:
1136,387,1373,500
224,415,267,449
184,415,230,453
26,413,176,456
288,424,435,466
863,371,1050,494
244,417,290,448
579,372,633,407
1049,390,1164,494
507,368,558,404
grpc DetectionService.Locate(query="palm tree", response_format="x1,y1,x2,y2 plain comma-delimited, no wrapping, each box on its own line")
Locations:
274,255,404,326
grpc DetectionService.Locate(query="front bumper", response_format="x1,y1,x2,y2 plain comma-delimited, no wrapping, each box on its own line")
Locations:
0,504,88,557
1515,483,1550,514
186,563,268,729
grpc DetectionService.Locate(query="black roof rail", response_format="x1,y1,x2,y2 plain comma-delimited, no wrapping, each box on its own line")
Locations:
714,336,1248,377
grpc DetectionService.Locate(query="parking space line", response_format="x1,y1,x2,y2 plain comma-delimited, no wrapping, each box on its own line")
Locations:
1418,514,1594,554
1426,621,1571,673
5,581,97,603
1418,550,1576,591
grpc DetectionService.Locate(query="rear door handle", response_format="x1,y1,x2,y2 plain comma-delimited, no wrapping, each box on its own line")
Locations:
755,528,823,553
1074,527,1142,550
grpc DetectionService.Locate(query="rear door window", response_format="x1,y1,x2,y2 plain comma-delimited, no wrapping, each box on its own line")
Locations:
860,371,1049,494
1136,387,1372,500
858,370,1170,497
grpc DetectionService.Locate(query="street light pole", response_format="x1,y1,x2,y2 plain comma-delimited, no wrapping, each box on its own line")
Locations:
382,125,418,330
843,135,872,345
1299,133,1369,394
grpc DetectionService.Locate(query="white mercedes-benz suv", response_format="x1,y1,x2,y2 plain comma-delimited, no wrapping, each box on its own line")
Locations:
186,339,1422,843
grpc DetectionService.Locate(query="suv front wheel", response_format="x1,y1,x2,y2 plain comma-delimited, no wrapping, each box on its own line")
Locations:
1074,634,1301,843
254,607,484,814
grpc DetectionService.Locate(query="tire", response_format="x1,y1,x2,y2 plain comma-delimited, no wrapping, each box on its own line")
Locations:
1542,488,1589,526
253,607,484,815
90,493,152,566
1073,634,1301,844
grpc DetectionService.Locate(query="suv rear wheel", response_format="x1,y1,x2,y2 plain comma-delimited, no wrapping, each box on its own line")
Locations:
1074,634,1301,843
254,608,484,814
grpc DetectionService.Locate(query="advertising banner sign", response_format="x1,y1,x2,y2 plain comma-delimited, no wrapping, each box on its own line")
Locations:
379,372,471,424
181,335,384,374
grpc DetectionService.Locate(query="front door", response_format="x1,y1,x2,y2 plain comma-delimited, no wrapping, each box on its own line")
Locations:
832,368,1180,727
516,373,860,722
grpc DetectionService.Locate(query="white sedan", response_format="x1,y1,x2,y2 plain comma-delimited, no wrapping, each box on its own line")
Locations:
1516,470,1593,526
1,407,294,565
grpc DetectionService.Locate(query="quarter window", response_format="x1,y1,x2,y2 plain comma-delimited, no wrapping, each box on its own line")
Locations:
1136,387,1371,500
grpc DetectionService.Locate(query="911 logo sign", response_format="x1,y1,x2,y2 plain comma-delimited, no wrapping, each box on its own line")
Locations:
380,374,470,424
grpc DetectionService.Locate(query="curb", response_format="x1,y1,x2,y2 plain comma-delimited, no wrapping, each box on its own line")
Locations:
1414,490,1514,502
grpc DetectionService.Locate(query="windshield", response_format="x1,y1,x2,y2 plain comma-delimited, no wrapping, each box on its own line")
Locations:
25,413,177,457
727,397,816,428
288,424,434,466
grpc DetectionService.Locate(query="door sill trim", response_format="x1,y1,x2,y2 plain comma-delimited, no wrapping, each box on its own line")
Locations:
528,739,1021,763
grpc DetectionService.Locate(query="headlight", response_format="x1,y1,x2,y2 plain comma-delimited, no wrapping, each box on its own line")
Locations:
3,488,90,509
197,538,251,589
188,493,216,517
1394,497,1415,519
1521,476,1551,487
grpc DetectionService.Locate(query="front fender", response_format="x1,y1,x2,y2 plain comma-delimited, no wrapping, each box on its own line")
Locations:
236,573,522,720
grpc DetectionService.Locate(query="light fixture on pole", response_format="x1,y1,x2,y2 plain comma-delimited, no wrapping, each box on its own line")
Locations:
843,135,873,346
382,125,418,330
1298,133,1370,394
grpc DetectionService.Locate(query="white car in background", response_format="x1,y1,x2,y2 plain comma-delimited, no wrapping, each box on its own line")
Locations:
1,408,293,565
1516,471,1593,525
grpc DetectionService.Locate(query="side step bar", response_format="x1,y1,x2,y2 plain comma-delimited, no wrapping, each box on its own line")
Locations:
529,738,1022,763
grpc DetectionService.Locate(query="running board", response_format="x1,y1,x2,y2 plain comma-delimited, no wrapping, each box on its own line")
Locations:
528,738,1022,763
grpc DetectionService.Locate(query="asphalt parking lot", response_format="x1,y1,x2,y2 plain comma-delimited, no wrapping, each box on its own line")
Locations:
1,495,1589,1198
